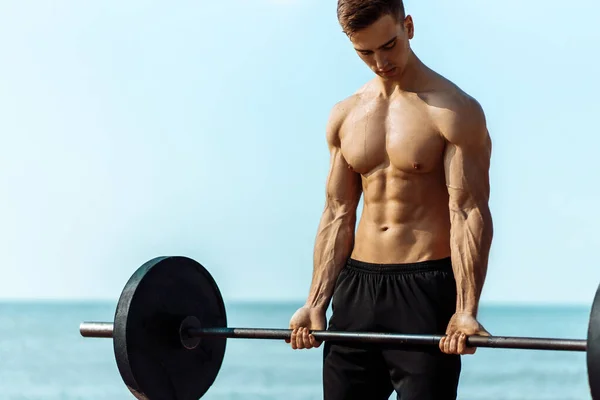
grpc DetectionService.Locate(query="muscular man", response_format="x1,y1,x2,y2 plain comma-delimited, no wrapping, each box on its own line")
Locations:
287,1,494,399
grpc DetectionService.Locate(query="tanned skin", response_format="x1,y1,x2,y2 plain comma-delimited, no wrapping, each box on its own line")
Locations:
287,13,493,355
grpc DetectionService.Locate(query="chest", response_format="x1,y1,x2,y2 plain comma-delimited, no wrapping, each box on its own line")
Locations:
339,99,446,175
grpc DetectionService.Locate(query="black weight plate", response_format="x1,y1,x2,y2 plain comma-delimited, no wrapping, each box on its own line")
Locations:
588,281,600,400
113,256,227,400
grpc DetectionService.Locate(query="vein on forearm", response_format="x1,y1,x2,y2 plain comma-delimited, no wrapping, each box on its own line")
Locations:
307,199,357,309
449,196,493,315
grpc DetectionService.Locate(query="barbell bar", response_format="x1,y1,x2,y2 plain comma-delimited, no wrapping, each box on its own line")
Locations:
78,256,600,400
80,322,588,351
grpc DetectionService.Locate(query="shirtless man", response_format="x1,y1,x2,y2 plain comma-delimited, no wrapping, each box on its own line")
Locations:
286,1,494,399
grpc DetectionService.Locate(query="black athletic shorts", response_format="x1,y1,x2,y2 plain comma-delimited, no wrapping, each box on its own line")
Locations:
322,257,461,400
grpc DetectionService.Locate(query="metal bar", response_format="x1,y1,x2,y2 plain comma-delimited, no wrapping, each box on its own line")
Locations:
467,335,586,351
80,322,113,338
190,328,587,352
79,322,587,352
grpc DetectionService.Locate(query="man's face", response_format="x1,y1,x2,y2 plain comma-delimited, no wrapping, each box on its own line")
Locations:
348,14,414,80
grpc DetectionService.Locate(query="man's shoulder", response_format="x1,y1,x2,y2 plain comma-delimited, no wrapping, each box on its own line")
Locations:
325,92,363,147
424,74,483,117
333,84,370,115
329,81,375,123
423,75,487,145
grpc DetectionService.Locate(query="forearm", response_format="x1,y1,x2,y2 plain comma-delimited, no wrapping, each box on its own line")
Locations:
305,204,356,310
449,205,493,316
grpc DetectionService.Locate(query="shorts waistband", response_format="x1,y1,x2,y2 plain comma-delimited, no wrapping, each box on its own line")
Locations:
346,257,452,275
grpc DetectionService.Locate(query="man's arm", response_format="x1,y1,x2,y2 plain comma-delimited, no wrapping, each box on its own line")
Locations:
305,102,362,311
443,97,494,317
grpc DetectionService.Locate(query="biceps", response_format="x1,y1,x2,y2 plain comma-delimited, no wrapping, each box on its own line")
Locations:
444,143,491,210
325,148,362,211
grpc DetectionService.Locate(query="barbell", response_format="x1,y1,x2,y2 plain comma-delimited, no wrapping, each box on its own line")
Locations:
79,256,600,400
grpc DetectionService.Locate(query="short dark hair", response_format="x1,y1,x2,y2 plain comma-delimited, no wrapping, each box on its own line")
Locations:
337,0,406,36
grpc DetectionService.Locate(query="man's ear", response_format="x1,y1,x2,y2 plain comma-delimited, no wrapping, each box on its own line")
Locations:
404,15,414,39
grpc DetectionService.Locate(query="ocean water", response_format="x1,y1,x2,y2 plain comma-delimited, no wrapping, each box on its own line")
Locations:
0,301,592,400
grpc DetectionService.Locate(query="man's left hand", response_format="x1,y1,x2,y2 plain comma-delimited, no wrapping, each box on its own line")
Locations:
439,312,490,355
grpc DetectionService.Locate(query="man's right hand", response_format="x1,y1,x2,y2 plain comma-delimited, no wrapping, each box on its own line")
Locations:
286,306,327,350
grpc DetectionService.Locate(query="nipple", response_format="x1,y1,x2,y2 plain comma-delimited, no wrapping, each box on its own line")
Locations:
413,162,421,170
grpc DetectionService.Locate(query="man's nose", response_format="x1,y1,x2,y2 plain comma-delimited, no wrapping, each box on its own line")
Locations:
374,53,389,70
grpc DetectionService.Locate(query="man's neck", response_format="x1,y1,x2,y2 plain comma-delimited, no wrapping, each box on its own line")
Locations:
375,51,430,97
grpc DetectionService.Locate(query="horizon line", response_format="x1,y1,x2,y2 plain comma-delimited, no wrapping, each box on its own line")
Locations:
0,297,592,308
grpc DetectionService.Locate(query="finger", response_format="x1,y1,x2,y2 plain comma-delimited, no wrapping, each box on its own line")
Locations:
290,328,298,349
443,333,453,354
439,336,447,353
295,327,304,349
452,332,462,354
302,327,312,349
304,328,315,349
308,331,319,348
300,327,311,349
445,333,454,354
457,333,467,355
296,328,306,349
294,328,304,349
448,332,460,354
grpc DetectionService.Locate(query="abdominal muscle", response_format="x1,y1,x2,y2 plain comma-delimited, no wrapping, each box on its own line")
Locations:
350,168,452,264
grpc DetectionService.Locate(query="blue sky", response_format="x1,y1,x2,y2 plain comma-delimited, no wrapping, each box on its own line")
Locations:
1,0,599,305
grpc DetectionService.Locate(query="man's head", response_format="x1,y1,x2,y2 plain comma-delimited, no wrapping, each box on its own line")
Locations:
337,0,414,79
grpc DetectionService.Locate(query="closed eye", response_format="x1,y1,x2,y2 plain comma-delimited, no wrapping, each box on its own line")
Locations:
382,41,396,50
354,36,397,55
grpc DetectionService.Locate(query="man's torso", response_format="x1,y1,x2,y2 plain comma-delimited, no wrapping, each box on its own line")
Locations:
338,74,468,264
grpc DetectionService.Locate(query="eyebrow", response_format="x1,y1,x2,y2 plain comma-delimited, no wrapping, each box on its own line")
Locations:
354,36,397,52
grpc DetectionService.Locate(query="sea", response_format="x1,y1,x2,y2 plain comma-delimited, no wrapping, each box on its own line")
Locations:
0,301,592,400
